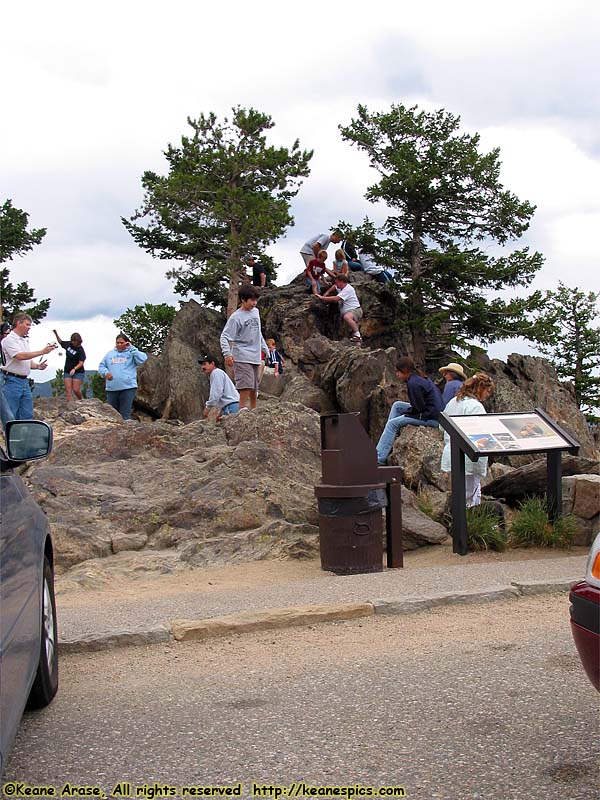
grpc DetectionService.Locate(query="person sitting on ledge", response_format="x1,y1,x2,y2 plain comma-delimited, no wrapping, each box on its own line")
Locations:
376,356,444,465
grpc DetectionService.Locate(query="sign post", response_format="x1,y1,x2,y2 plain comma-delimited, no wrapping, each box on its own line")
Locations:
439,408,579,556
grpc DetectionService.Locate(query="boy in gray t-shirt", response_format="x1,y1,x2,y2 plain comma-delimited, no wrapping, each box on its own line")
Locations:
220,284,270,410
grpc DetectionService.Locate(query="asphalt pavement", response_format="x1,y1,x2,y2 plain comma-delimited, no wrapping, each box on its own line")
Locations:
57,553,587,652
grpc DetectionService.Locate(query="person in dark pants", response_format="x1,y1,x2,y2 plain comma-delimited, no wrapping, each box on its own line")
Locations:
98,333,147,420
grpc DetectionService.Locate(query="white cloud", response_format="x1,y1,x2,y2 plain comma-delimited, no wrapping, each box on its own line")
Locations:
1,0,599,351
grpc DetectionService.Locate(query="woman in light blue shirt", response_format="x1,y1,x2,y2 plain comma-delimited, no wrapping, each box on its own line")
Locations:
98,333,147,420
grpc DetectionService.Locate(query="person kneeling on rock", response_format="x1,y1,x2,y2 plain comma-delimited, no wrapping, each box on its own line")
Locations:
199,354,240,421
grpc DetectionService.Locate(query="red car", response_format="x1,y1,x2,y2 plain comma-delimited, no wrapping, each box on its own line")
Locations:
569,532,600,691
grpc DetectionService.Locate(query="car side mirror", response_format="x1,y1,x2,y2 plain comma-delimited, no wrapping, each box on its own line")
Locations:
4,420,53,462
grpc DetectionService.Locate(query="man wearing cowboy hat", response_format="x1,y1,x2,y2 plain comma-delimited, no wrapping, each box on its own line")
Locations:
439,362,467,405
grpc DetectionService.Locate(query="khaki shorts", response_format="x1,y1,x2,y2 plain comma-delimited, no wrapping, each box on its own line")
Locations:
234,362,260,392
343,307,363,322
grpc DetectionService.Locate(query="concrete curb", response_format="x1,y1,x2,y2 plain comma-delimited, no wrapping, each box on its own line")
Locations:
59,625,171,654
171,602,374,642
57,577,577,653
372,585,521,615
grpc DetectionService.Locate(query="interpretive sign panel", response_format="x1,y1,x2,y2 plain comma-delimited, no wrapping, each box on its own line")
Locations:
447,410,574,457
438,407,579,556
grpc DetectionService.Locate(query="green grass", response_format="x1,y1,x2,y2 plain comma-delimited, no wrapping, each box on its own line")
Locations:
416,486,435,519
508,496,577,548
466,504,507,552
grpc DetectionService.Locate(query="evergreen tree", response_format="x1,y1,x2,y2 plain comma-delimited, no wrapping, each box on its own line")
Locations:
50,369,65,397
529,283,600,415
0,199,50,322
90,372,106,402
339,105,544,364
123,107,312,317
114,303,177,355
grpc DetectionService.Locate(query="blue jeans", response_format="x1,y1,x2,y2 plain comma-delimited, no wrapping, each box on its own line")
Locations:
106,388,137,420
220,402,239,416
376,401,439,464
1,383,16,430
2,374,33,420
348,261,363,272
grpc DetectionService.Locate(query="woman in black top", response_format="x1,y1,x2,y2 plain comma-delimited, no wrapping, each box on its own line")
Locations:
53,330,86,401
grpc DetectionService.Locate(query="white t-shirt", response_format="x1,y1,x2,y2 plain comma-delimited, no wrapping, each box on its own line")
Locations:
1,331,32,376
336,284,361,315
359,252,384,274
301,233,330,255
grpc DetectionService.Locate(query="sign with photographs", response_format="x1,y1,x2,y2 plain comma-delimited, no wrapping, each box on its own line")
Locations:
440,409,577,457
439,408,580,557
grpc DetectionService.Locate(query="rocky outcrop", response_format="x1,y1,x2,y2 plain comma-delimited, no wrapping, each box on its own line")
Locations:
136,301,225,422
469,351,597,460
29,396,452,583
134,286,596,466
398,486,449,549
29,399,323,580
32,274,598,582
562,473,600,546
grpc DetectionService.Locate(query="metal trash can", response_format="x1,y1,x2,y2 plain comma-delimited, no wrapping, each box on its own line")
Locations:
317,490,387,574
314,413,404,575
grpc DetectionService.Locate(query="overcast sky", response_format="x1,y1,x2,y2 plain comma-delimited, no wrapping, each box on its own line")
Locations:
2,0,599,373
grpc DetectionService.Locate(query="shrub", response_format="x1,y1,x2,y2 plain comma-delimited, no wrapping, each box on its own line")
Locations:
416,486,435,519
509,496,577,548
466,504,507,552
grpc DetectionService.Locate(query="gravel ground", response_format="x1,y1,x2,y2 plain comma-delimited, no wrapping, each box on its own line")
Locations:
6,594,599,799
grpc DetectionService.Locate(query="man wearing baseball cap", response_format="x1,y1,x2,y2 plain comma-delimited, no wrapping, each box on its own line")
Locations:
198,354,240,421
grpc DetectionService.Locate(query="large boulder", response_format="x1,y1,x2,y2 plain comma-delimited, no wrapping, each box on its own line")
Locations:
562,473,600,546
397,486,449,549
389,425,446,491
27,400,323,579
136,300,225,421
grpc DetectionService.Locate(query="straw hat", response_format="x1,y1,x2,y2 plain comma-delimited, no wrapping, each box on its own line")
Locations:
439,362,467,380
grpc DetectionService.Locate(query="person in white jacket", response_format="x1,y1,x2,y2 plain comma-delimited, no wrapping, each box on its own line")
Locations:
441,372,495,507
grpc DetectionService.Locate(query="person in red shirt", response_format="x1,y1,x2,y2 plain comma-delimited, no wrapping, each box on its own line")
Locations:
304,250,336,295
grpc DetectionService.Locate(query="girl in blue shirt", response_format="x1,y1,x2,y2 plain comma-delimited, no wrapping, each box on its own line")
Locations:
98,333,147,420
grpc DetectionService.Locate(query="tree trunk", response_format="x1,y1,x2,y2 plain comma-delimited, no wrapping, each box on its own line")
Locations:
226,222,242,319
226,267,240,319
409,227,426,366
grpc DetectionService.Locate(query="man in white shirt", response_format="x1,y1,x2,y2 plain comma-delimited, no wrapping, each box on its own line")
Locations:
300,230,342,267
1,312,57,419
315,275,363,343
199,354,240,420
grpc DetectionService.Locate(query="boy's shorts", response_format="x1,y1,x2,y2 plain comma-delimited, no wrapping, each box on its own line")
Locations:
234,362,260,392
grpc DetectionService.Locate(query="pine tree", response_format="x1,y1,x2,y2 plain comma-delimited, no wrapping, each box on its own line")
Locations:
529,283,600,415
0,199,50,322
339,104,544,364
123,108,312,317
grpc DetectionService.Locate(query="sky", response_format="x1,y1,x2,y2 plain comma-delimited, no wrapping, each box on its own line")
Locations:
2,0,599,377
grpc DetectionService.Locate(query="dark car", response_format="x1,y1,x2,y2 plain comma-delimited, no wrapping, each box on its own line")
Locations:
569,532,600,692
0,419,57,774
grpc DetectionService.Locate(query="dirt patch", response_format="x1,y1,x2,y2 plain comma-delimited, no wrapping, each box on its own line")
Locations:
55,540,588,608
